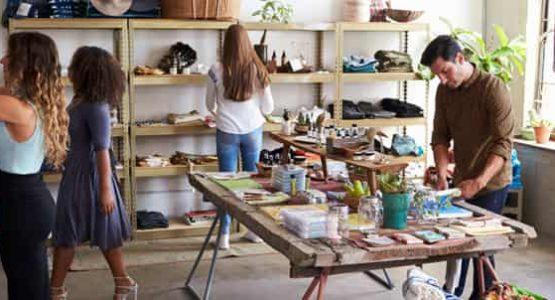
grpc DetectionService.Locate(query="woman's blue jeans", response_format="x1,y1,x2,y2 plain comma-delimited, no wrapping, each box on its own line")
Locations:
216,126,263,234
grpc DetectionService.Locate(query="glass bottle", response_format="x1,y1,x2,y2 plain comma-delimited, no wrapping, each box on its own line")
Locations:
329,203,349,238
357,195,383,234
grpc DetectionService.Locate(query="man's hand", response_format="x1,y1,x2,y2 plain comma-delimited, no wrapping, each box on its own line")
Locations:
457,178,486,199
100,188,115,215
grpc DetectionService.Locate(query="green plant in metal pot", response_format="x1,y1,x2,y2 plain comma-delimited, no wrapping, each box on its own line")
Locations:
442,18,526,84
252,0,294,23
377,173,410,230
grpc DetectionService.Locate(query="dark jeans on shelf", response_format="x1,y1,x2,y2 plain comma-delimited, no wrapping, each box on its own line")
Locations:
0,171,55,300
454,185,509,299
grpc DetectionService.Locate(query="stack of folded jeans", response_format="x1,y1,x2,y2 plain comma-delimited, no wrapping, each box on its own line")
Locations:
343,55,378,73
357,101,396,119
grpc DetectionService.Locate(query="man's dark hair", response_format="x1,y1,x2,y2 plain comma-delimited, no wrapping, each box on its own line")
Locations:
420,35,463,67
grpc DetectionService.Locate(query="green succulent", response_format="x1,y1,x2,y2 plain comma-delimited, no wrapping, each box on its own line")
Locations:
377,173,408,194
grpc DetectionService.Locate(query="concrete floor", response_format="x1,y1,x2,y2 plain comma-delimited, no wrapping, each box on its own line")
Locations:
1,238,554,299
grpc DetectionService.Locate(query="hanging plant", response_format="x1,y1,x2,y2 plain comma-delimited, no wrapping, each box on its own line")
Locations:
252,0,294,23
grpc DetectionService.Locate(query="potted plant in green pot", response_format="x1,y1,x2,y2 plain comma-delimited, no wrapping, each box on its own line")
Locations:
377,173,410,229
529,110,553,144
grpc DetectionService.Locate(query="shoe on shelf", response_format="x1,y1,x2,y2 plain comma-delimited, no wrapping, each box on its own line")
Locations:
50,286,67,300
114,276,138,300
244,231,263,243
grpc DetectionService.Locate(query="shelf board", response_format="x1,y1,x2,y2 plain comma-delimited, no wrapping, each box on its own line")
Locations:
340,22,428,32
134,123,280,136
134,74,206,86
135,218,212,240
270,73,335,83
130,19,233,30
133,73,335,86
242,22,336,31
9,18,126,30
43,169,125,183
334,118,426,127
342,73,421,82
112,124,125,137
135,165,190,177
135,163,219,178
392,155,427,164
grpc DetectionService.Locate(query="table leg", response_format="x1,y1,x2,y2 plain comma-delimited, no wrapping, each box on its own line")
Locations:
482,256,500,283
302,267,331,300
320,155,328,181
184,211,222,300
477,254,486,296
281,145,291,164
367,170,378,195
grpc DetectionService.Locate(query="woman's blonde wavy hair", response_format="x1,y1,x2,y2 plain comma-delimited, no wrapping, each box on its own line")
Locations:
5,32,69,169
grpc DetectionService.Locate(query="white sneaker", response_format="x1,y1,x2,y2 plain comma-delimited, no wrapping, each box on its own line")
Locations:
218,233,230,250
244,231,263,243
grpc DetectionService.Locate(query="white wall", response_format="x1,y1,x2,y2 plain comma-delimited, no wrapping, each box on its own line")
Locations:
0,0,486,217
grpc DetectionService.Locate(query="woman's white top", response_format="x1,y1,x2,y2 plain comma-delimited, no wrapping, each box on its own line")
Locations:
205,63,274,134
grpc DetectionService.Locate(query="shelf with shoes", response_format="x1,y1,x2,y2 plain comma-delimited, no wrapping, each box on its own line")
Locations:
133,72,336,85
135,162,219,178
135,217,213,240
333,117,426,128
132,122,280,137
342,72,423,82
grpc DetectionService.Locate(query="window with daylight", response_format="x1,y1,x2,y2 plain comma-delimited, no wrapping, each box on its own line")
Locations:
535,0,555,119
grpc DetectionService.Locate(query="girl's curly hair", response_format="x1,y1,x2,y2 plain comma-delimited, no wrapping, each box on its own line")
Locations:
6,32,69,169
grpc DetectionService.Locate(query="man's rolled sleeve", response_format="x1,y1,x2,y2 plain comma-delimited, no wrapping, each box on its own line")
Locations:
431,88,452,148
486,80,514,161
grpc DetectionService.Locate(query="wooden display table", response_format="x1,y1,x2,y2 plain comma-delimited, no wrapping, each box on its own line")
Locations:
185,173,537,300
269,132,409,194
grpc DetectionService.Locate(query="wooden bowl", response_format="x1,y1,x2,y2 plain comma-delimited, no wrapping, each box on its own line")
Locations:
295,124,309,134
386,9,424,23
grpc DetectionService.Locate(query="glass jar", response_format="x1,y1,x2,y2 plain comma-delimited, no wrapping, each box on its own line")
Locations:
412,186,439,224
357,195,383,234
329,204,349,238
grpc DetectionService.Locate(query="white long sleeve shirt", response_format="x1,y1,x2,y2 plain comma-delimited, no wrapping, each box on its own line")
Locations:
205,63,274,134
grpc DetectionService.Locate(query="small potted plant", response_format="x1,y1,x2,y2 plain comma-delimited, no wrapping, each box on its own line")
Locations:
295,112,309,134
377,173,410,229
529,110,553,144
252,0,294,23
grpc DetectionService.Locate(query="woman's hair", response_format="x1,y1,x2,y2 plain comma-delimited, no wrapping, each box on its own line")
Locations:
6,32,69,169
221,24,270,101
69,46,125,107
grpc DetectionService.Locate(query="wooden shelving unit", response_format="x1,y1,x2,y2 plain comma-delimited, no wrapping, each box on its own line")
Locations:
135,218,213,240
11,18,429,240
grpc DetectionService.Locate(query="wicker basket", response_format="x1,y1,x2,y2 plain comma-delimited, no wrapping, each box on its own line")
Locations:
161,0,241,20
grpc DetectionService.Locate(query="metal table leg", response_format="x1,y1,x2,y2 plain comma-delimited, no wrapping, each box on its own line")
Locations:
184,211,223,300
364,269,394,290
302,267,331,300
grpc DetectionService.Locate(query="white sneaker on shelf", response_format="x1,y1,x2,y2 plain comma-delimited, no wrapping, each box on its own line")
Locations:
218,233,230,250
244,231,263,243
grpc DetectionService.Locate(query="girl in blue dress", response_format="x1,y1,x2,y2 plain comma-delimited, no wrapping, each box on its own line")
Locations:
50,46,136,300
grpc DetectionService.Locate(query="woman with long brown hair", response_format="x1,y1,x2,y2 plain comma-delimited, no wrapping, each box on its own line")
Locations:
50,46,135,299
206,24,274,249
0,32,69,299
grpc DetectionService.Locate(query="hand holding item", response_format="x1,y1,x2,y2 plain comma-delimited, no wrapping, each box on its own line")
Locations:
457,178,486,199
100,188,115,215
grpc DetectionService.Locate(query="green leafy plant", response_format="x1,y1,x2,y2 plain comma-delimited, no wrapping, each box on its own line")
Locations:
377,173,408,194
297,113,308,126
529,110,553,128
416,63,435,81
442,18,526,84
252,0,294,23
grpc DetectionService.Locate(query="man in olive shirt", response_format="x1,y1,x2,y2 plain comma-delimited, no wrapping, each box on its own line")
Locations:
421,35,514,299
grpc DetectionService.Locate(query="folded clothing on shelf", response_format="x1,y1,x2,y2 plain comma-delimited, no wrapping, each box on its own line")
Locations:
327,100,366,120
374,50,414,73
137,210,169,230
343,55,378,73
183,210,217,226
357,101,397,119
381,98,424,118
136,154,170,167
